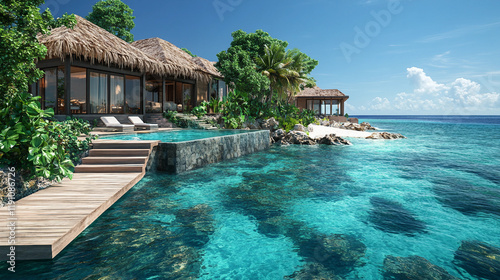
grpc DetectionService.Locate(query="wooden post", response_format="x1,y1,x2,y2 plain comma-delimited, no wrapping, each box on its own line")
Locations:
340,100,345,116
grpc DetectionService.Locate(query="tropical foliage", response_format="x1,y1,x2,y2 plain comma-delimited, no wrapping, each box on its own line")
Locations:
216,30,286,98
0,0,96,182
216,29,318,104
255,43,317,103
181,48,197,57
216,90,316,130
213,29,319,131
86,0,135,43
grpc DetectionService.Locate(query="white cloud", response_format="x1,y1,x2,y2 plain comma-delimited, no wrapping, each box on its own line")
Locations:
406,67,449,94
369,97,391,111
357,67,500,115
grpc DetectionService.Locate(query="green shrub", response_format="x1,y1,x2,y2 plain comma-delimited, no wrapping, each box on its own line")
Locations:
0,96,95,181
298,109,316,126
191,103,208,119
208,98,222,114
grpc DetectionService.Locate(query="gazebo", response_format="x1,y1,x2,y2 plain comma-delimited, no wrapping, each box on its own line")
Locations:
294,86,349,116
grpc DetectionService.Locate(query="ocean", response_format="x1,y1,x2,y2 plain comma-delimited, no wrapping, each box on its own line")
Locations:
2,115,499,279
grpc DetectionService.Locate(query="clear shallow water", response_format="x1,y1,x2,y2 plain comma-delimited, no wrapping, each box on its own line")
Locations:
100,129,250,142
2,116,500,279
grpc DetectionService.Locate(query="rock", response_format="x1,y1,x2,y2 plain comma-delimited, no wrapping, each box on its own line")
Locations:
320,119,330,126
330,122,341,128
271,129,286,142
284,263,341,280
369,197,427,236
276,139,290,146
175,204,215,248
298,233,367,274
243,119,261,130
317,134,351,146
307,124,315,132
383,255,459,280
343,122,365,131
454,240,500,279
360,122,376,130
261,117,279,131
283,131,316,145
366,132,406,139
294,124,308,132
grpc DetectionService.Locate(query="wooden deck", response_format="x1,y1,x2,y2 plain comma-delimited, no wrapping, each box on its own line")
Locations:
0,140,159,260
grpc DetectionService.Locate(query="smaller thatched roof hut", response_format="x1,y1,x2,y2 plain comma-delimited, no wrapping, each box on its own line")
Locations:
131,38,212,82
294,86,349,116
38,15,202,80
294,86,348,98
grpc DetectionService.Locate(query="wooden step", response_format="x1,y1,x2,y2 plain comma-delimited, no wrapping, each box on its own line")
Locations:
89,149,150,157
74,164,145,173
92,142,154,150
82,157,148,164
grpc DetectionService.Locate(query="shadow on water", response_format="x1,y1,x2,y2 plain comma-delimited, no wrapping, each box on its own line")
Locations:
368,197,427,236
432,177,500,217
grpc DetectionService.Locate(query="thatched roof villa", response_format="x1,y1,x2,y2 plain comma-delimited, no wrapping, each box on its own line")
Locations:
33,15,226,123
131,37,227,107
294,86,349,116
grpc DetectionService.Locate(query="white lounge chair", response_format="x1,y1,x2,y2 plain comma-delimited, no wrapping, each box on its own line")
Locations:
100,116,135,132
128,116,159,131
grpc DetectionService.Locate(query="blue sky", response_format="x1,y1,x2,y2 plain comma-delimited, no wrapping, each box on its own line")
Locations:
44,0,500,115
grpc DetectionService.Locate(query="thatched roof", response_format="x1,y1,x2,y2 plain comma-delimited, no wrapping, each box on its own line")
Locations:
192,56,223,78
131,38,212,81
38,15,203,80
295,86,348,99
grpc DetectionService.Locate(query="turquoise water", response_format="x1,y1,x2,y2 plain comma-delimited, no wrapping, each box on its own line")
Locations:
2,116,500,279
101,129,250,142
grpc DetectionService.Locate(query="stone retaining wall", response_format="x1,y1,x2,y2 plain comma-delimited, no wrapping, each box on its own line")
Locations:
154,130,270,173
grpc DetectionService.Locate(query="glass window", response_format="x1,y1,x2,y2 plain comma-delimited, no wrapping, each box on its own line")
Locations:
90,72,108,114
218,80,227,99
145,76,162,113
306,100,320,114
313,100,320,114
126,75,141,114
209,79,218,100
322,100,331,115
332,100,339,116
182,84,193,112
110,75,124,114
41,68,57,112
57,66,65,114
70,67,86,114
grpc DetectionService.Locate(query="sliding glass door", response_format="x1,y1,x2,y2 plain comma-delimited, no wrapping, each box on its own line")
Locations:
109,75,124,114
89,72,108,114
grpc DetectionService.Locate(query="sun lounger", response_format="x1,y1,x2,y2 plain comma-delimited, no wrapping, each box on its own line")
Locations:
128,116,159,131
100,116,135,132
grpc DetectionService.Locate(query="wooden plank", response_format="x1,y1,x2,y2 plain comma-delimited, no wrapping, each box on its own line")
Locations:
0,140,150,260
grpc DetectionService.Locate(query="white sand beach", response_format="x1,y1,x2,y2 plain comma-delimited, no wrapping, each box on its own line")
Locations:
308,124,372,139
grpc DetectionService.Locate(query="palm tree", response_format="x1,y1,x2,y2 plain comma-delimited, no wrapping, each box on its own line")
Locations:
255,43,316,104
255,43,292,103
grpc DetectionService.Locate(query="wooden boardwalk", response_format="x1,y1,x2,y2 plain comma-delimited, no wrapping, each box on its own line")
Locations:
0,140,159,260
